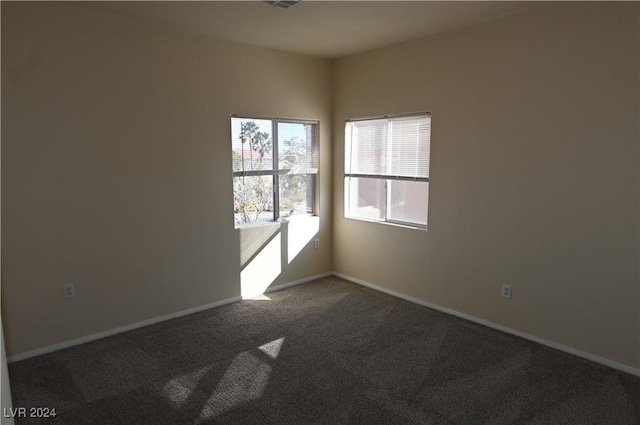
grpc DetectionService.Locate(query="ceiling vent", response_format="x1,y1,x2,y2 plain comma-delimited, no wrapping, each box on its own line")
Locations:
264,1,301,10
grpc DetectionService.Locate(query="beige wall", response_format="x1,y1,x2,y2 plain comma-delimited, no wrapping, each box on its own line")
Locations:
1,2,332,357
333,3,640,369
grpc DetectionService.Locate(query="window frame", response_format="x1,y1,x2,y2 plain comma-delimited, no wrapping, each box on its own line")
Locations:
344,112,431,229
232,115,319,228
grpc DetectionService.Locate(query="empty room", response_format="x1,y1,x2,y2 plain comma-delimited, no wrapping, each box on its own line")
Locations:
1,1,639,424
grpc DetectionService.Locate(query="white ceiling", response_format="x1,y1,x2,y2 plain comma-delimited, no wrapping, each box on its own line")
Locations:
68,1,539,59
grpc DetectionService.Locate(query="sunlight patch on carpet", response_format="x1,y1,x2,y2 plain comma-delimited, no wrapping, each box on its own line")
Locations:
245,294,272,301
197,352,272,422
258,337,285,360
163,365,213,408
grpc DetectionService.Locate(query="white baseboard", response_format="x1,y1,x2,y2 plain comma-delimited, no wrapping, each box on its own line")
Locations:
10,270,639,378
8,296,243,363
8,272,334,363
265,272,334,294
243,272,334,300
333,272,640,378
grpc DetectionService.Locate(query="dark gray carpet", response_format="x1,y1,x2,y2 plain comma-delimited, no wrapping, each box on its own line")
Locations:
8,276,640,424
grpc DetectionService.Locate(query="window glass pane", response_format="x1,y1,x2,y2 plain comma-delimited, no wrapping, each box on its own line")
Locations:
280,174,314,218
233,176,274,225
278,122,318,173
345,177,386,221
231,118,273,172
387,180,428,226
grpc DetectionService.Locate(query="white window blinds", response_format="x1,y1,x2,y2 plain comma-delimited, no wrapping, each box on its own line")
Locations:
345,114,430,181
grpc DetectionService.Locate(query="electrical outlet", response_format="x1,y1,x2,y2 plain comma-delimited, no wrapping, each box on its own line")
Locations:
63,283,75,299
314,238,320,249
501,284,512,299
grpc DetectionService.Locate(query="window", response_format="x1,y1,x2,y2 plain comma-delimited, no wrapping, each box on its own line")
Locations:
344,113,431,228
232,116,318,228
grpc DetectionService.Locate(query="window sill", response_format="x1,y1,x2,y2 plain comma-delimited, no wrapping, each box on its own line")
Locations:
344,215,427,231
235,214,319,230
